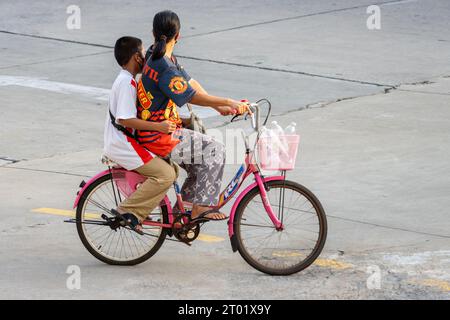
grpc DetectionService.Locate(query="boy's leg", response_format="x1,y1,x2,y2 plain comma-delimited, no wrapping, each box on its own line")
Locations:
118,157,176,221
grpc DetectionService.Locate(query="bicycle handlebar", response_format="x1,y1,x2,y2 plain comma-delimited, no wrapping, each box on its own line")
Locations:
230,100,271,132
229,99,272,151
248,103,259,131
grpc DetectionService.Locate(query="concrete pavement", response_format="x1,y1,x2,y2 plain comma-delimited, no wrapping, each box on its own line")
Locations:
0,0,449,299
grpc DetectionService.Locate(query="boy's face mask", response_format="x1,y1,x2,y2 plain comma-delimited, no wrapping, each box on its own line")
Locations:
137,53,145,69
136,46,145,70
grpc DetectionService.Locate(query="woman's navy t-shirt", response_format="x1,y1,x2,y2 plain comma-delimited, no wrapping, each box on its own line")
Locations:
135,49,196,156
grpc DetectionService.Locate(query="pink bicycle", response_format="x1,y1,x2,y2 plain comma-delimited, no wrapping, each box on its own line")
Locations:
70,100,327,275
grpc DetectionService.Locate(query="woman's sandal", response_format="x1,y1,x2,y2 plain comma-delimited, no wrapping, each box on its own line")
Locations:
110,208,144,235
190,209,228,223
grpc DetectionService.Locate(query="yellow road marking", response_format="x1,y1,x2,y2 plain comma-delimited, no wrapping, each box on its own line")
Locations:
273,251,352,270
32,207,225,243
197,234,225,242
32,207,99,219
273,251,303,257
33,208,352,269
420,279,450,292
313,258,352,270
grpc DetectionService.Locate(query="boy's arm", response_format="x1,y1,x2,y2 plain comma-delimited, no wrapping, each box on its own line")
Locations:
114,78,176,134
118,118,176,134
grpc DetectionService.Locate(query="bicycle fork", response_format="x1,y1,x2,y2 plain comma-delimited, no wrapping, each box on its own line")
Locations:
228,175,286,252
254,174,284,231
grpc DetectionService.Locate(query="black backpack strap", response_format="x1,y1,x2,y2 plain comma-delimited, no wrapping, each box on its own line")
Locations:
109,110,136,139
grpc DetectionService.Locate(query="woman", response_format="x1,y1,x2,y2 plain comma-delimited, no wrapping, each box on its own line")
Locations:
136,10,249,221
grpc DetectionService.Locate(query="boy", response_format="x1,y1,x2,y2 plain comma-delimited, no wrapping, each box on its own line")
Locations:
104,36,176,233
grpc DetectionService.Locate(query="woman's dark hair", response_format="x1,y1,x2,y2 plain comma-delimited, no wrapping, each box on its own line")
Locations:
114,36,142,66
151,10,180,60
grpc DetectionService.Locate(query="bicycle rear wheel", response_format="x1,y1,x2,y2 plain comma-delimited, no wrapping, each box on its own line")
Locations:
234,179,327,275
76,173,167,265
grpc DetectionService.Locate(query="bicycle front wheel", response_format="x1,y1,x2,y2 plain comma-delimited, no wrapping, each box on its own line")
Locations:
234,179,327,275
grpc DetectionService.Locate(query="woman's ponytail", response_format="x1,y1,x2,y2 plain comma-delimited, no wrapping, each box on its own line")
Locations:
151,10,181,61
151,35,167,60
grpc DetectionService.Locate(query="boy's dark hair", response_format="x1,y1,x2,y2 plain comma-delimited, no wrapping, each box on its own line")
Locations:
114,36,142,66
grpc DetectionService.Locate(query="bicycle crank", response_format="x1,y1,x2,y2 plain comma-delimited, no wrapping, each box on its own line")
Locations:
172,214,200,245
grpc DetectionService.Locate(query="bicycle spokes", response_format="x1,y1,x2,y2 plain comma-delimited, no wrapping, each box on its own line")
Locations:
235,181,326,274
78,178,165,263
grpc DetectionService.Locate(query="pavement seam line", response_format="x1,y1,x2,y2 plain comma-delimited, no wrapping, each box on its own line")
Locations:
0,157,20,165
175,55,392,87
0,33,390,87
4,76,442,173
0,0,400,48
327,214,450,239
396,89,450,96
183,0,403,39
0,166,91,178
218,76,446,124
2,77,445,176
0,50,111,70
0,30,112,48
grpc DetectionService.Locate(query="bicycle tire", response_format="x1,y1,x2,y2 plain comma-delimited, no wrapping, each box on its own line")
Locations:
75,173,168,266
234,179,327,275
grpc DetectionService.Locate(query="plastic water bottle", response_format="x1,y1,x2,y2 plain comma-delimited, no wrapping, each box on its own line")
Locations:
260,126,280,165
269,121,289,161
270,121,284,135
270,121,287,147
260,126,270,137
285,122,297,134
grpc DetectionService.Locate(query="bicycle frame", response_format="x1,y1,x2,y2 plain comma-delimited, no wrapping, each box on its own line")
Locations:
140,150,285,243
73,100,285,248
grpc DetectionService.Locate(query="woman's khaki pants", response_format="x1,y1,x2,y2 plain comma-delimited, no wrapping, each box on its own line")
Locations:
118,157,176,221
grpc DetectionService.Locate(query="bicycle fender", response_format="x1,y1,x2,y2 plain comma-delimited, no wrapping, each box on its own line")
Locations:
73,169,116,209
228,175,285,251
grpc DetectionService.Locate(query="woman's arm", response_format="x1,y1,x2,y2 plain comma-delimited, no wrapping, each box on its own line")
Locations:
188,79,249,115
190,92,230,108
118,118,176,134
189,79,208,95
189,79,228,114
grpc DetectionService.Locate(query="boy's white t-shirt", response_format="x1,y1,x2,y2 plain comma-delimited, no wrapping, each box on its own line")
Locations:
103,69,154,170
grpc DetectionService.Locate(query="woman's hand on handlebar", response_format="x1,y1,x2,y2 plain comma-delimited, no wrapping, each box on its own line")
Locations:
228,99,252,115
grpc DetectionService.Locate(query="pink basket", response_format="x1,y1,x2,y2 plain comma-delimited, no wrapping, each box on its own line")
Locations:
257,134,300,170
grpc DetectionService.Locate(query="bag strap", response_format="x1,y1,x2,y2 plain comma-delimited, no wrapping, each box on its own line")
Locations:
185,104,207,134
109,110,135,139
